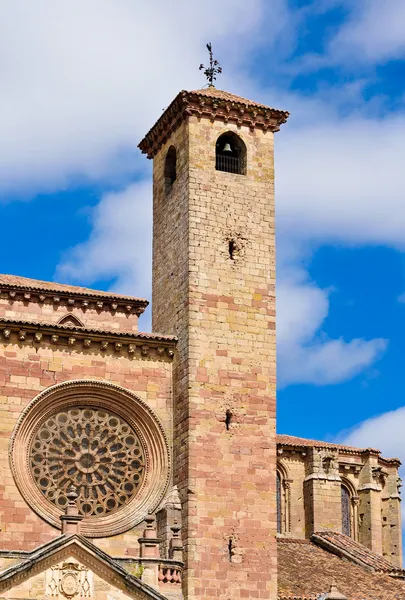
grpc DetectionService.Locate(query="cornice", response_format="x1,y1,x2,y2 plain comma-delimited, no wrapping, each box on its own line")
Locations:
0,287,148,317
0,317,176,360
277,441,382,457
138,89,289,159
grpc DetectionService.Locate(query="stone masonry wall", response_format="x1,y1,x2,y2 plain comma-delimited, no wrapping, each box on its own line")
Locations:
0,336,173,556
152,116,278,600
278,445,402,567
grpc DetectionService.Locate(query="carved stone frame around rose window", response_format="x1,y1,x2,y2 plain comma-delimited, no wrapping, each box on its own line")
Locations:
10,380,171,538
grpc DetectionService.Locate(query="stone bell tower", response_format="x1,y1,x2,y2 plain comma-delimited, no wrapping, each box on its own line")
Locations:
139,87,288,600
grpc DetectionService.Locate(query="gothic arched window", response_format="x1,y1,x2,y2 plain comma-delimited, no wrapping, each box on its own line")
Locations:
341,484,351,537
276,465,291,534
164,146,177,192
215,132,247,175
277,471,282,533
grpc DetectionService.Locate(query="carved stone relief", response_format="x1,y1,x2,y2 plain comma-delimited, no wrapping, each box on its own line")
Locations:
45,562,93,599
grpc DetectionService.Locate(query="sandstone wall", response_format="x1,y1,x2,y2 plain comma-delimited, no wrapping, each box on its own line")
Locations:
153,116,278,599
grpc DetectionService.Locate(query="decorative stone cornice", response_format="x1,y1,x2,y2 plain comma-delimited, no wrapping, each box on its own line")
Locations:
339,460,363,475
304,473,341,483
138,89,289,159
0,317,176,360
358,483,382,492
0,286,148,316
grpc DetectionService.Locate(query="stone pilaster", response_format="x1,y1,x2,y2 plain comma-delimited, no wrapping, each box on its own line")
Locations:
304,448,341,535
138,514,161,588
381,467,402,567
358,453,384,555
60,487,83,535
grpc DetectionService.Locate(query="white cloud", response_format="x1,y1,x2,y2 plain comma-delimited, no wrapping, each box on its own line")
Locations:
339,406,405,459
275,113,405,249
57,181,153,326
330,0,405,64
277,262,387,387
0,0,273,196
338,407,405,529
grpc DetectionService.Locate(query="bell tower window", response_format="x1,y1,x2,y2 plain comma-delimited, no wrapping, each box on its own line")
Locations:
215,132,246,175
164,146,177,193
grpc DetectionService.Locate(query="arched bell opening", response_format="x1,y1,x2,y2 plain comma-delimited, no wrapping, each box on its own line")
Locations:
215,132,247,175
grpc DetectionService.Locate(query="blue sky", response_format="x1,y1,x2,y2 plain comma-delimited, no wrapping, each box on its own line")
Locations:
2,1,405,472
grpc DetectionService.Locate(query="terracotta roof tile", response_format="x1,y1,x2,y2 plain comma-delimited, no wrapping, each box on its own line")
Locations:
0,317,177,344
277,538,405,599
0,274,148,305
190,87,286,111
276,433,378,453
313,531,404,575
139,88,289,158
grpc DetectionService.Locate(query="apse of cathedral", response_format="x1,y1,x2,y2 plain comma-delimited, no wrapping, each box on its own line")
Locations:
0,65,403,600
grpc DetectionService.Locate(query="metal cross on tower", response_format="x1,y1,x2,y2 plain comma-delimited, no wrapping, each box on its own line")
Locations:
199,43,222,87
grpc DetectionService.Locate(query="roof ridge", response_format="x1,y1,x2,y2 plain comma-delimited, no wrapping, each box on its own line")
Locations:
276,433,380,454
312,531,405,576
0,273,148,305
188,87,288,112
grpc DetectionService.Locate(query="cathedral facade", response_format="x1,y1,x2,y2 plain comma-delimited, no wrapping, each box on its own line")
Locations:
0,87,402,600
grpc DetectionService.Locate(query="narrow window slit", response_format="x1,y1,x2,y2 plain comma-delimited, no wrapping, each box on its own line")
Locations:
228,538,234,562
229,240,235,260
225,410,232,431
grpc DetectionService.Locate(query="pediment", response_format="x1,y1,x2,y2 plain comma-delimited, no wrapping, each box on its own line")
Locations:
58,314,84,327
0,535,167,600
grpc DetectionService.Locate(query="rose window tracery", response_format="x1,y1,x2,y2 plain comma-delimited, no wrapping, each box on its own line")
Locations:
29,408,146,517
11,380,171,537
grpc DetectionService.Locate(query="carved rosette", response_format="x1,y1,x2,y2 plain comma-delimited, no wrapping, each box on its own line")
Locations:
10,380,171,537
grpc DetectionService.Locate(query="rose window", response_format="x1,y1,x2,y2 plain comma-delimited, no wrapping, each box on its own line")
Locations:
29,407,146,517
11,380,170,537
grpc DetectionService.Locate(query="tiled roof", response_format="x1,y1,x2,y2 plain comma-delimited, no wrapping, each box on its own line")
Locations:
276,433,378,453
190,87,287,111
313,531,404,575
277,538,405,599
0,274,148,305
138,88,289,158
0,316,177,343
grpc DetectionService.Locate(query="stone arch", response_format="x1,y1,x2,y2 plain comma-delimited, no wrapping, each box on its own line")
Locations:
10,380,171,537
215,131,247,175
57,314,84,327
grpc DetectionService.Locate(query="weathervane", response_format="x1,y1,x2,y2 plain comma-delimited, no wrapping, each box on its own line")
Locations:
199,43,222,87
